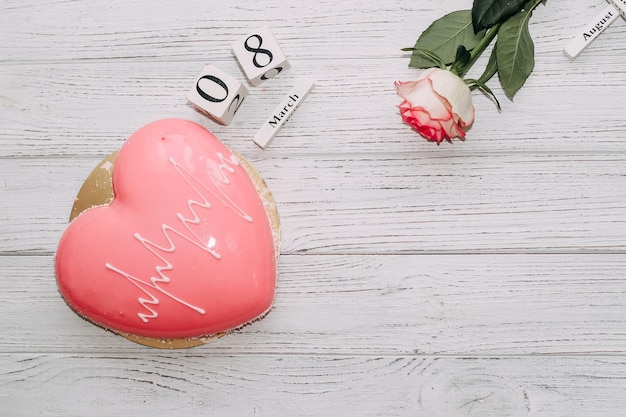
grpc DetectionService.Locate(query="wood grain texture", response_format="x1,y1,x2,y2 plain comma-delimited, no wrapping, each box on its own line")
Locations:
1,153,625,254
1,0,626,415
2,56,626,157
2,1,626,158
2,254,625,355
3,353,626,417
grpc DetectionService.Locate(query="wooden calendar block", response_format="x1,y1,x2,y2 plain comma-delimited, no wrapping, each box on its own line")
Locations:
563,3,620,59
187,64,248,125
232,27,291,86
609,0,626,17
253,79,315,149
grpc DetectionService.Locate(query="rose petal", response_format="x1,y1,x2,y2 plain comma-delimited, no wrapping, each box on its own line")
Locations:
427,69,475,125
411,110,446,143
440,118,466,139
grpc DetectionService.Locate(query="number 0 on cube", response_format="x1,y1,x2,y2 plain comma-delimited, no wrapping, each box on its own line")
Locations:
187,64,248,125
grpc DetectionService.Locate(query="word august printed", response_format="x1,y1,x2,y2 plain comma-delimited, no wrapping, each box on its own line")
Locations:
564,0,626,59
583,8,615,40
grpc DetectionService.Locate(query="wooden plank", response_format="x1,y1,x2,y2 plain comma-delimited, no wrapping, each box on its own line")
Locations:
1,0,624,63
2,353,626,416
1,2,626,158
2,0,626,415
2,254,625,355
1,153,625,254
2,56,626,158
0,0,502,62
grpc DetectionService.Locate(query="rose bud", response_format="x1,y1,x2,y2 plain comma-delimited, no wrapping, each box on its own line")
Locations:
395,68,475,144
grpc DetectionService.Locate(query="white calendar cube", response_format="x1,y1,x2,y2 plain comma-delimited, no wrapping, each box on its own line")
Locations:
187,64,248,125
232,27,291,87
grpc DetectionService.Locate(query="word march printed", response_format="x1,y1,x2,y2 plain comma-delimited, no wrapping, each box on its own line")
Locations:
269,94,301,128
253,79,315,149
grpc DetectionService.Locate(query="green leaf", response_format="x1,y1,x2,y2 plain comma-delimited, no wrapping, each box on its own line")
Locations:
455,45,471,67
495,7,535,98
402,48,447,69
450,45,471,76
472,0,526,33
477,46,498,85
409,10,485,68
466,79,502,111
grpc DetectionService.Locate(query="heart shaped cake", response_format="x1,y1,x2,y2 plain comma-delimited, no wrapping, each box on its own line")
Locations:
55,119,279,348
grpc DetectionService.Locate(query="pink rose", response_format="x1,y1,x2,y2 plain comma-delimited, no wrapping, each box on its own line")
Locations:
395,68,475,144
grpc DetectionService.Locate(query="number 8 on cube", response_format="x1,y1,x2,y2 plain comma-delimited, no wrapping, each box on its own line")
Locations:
187,64,248,125
232,27,291,86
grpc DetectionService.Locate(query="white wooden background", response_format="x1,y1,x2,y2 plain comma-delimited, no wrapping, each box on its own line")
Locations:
2,0,626,415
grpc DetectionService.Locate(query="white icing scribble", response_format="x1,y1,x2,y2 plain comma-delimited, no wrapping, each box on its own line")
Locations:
104,152,253,323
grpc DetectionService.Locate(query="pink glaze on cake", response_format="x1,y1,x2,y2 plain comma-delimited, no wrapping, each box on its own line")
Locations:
55,119,277,339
